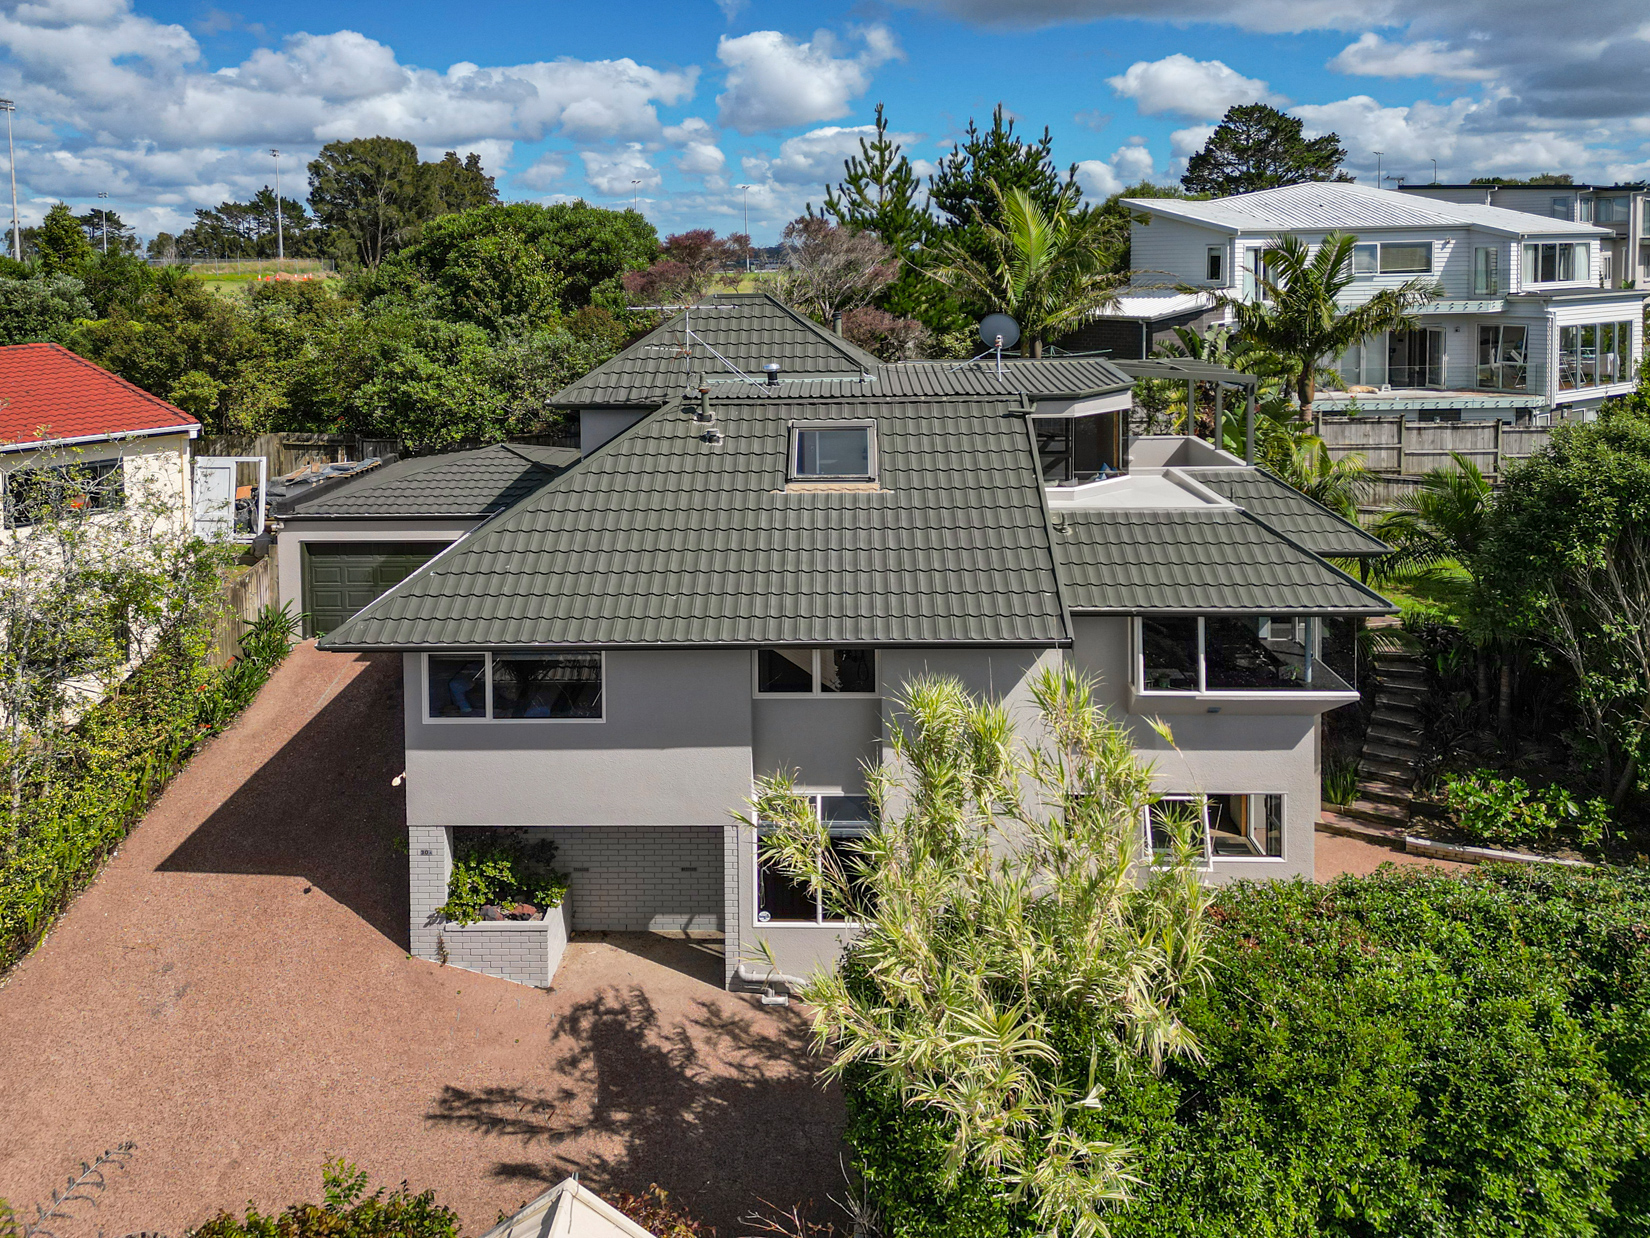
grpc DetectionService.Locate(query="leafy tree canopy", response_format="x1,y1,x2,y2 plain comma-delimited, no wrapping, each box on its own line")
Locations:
929,104,1076,264
172,188,323,260
0,275,91,345
1470,173,1575,186
35,203,95,277
1181,103,1349,196
73,207,140,256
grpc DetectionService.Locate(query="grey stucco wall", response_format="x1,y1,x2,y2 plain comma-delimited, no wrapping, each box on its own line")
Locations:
403,649,755,828
1071,615,1322,880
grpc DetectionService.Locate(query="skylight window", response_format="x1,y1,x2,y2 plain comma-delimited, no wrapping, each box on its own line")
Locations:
790,423,875,481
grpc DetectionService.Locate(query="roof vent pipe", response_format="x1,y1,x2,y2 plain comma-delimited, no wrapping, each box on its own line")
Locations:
762,363,781,387
831,311,844,336
697,385,713,421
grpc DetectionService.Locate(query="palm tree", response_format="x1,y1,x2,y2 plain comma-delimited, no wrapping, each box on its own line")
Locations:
1372,451,1492,573
1214,232,1439,411
927,180,1126,357
1260,426,1372,520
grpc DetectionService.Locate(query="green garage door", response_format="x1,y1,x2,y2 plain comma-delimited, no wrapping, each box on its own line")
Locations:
301,541,446,636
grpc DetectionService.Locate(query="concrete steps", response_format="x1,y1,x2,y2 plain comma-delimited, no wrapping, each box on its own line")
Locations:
1338,643,1430,828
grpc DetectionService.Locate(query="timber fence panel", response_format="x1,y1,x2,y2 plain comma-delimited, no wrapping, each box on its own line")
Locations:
208,548,279,668
1317,415,1553,479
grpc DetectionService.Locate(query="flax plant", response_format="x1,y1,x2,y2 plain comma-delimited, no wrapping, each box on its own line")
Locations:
746,667,1211,1238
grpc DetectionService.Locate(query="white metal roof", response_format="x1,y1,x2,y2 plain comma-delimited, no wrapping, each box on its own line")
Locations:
478,1179,658,1238
1124,182,1610,238
1096,290,1216,319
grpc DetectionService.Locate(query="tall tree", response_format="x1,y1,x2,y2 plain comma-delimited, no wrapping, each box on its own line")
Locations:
927,181,1126,356
35,203,95,277
428,150,499,214
307,137,432,268
1181,104,1349,196
174,188,320,259
1214,232,1438,409
929,105,1074,267
74,208,139,256
772,216,896,324
820,103,942,323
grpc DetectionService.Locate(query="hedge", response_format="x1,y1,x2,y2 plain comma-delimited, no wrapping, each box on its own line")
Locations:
0,604,298,973
846,865,1650,1238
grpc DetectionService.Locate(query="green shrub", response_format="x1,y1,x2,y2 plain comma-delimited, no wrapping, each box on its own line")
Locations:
437,828,568,924
0,602,299,972
1443,769,1612,850
189,1159,458,1238
1321,752,1360,806
846,866,1650,1238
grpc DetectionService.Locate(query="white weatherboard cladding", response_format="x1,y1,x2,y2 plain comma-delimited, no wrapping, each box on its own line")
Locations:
1129,215,1229,287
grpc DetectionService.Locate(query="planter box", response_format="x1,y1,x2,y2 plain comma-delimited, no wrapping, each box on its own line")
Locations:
438,893,571,988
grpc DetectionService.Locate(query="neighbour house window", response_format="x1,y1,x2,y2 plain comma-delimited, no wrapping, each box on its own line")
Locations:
756,648,877,695
1550,197,1572,220
1136,616,1350,694
425,651,603,720
1206,246,1224,282
1580,198,1594,222
1388,328,1444,389
1522,242,1588,284
756,794,874,924
1378,243,1432,274
1558,321,1635,390
1352,243,1378,276
790,423,875,481
3,457,125,529
1477,324,1528,391
1145,793,1285,863
1472,247,1499,296
1595,196,1628,224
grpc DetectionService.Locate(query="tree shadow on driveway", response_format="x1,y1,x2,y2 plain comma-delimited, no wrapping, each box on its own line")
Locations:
427,983,846,1234
155,651,410,948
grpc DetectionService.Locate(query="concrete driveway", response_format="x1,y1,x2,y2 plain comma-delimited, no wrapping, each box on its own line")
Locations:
0,644,844,1238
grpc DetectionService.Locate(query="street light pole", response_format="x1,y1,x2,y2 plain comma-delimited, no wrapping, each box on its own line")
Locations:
739,184,751,272
1431,158,1439,184
270,149,284,271
0,100,18,262
97,190,108,254
631,179,642,213
1373,151,1382,187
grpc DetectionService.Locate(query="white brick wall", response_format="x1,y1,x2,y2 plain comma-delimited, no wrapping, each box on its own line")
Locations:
442,905,569,987
522,826,723,932
408,825,453,962
723,823,742,987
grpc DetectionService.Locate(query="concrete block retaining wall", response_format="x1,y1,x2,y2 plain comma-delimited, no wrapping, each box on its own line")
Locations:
523,826,722,933
441,900,570,987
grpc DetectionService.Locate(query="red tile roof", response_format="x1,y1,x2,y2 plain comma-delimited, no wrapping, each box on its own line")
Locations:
0,342,199,451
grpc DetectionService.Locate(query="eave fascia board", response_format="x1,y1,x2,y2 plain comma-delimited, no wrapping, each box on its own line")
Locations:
0,422,200,454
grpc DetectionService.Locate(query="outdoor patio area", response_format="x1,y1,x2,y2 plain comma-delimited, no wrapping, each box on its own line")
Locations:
0,645,844,1238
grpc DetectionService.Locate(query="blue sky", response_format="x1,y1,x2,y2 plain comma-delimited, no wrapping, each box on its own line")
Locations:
2,0,1647,244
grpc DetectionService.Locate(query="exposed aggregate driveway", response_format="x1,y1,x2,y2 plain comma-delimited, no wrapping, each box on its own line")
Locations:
0,643,844,1238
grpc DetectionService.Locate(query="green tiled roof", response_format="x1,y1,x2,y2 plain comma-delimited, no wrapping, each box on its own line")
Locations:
551,294,880,408
1183,467,1390,557
284,442,579,519
551,294,1136,409
1052,507,1394,614
318,398,1070,650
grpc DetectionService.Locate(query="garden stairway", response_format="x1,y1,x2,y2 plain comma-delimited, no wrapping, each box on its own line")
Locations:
1320,639,1427,847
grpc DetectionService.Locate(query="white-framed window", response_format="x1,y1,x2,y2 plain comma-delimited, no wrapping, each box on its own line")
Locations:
755,793,874,925
1350,242,1431,277
1558,321,1636,391
1145,793,1285,863
1135,615,1352,694
1550,197,1571,220
1205,246,1224,283
788,421,876,481
3,456,125,529
424,651,604,722
1522,241,1588,284
754,648,877,696
1472,246,1499,296
1477,324,1528,391
1351,243,1378,276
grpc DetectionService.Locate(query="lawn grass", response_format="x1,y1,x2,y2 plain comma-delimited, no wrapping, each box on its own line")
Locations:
1376,560,1474,626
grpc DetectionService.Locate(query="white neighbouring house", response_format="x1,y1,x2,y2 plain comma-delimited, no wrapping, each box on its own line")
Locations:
1121,181,1648,423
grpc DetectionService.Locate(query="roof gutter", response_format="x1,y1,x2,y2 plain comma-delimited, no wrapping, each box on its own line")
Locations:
1,422,201,454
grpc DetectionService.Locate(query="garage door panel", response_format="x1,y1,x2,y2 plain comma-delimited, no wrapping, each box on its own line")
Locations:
301,541,447,636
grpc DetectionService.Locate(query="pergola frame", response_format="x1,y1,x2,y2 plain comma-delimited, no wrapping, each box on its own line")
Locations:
1109,358,1262,465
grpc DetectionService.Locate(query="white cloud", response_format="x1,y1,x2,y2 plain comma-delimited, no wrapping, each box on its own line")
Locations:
519,151,568,190
1107,54,1283,119
715,25,900,134
677,142,727,177
580,143,661,196
1328,32,1495,82
755,123,921,186
1073,140,1158,198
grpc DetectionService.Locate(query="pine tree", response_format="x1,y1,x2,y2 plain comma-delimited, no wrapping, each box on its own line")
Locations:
1181,104,1349,197
819,103,939,323
35,202,94,276
928,104,1074,266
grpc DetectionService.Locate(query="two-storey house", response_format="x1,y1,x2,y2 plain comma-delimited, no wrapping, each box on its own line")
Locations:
316,296,1392,991
1402,181,1649,291
1122,182,1647,423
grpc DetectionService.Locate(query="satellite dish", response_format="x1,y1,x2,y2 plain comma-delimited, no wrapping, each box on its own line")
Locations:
979,313,1020,349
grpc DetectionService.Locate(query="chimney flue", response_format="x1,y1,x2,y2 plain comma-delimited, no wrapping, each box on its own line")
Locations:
762,363,781,387
831,311,844,336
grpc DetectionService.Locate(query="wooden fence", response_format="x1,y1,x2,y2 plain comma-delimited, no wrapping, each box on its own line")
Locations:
1314,415,1551,478
208,548,279,668
194,432,359,478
